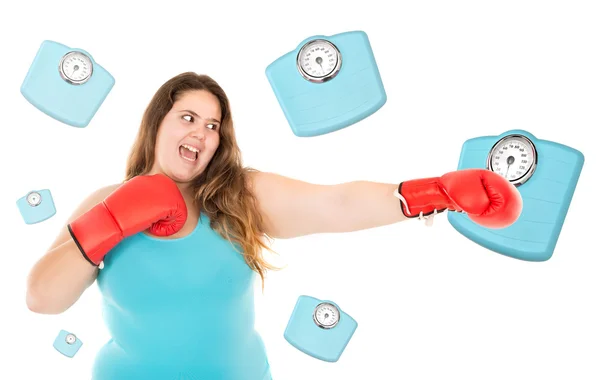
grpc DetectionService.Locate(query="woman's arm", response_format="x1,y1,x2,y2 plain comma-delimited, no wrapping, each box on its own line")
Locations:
248,171,407,239
249,168,525,239
26,184,120,314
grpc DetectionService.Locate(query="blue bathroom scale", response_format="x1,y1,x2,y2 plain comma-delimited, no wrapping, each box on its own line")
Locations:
265,31,387,137
53,330,83,358
16,189,56,224
284,295,357,362
448,130,584,262
21,40,115,128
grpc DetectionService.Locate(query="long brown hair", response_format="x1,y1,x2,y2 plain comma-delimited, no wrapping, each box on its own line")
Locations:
125,72,279,288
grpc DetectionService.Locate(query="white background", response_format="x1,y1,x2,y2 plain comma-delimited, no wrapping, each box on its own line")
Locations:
1,1,598,379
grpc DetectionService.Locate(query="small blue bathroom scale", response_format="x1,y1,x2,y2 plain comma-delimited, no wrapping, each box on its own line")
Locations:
448,130,584,261
21,40,115,128
284,295,357,362
16,189,56,224
53,330,83,358
265,31,387,137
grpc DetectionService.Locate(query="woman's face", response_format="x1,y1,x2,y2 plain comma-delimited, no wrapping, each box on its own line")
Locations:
150,90,221,184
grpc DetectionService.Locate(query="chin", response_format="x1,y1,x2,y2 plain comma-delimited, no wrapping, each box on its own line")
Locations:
167,167,202,184
167,173,195,184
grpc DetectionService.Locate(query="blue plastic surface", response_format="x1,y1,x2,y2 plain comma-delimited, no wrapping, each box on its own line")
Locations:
16,189,56,224
448,129,584,261
284,295,357,363
20,40,115,128
266,31,387,137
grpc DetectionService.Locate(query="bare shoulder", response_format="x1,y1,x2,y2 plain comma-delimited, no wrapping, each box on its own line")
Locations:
244,170,333,238
69,183,122,220
246,170,314,192
86,183,122,203
71,183,122,215
245,169,267,185
245,170,273,197
245,170,319,203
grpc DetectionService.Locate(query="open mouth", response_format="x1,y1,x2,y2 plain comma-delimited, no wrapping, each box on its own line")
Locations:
179,144,199,162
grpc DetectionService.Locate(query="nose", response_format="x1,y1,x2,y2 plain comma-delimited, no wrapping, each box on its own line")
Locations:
190,125,206,141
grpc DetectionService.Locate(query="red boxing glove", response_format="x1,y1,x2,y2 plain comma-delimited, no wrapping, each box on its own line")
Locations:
394,169,522,228
68,174,187,266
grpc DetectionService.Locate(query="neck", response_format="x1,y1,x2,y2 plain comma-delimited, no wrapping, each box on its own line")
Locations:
174,182,196,207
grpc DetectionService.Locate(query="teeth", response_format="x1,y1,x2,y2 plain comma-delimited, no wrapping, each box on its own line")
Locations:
181,144,199,153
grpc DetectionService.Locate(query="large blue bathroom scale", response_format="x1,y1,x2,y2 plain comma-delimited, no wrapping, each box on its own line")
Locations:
21,40,115,128
265,31,387,137
448,130,584,261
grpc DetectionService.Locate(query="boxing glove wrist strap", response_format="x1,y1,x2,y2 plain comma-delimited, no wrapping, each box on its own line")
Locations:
393,179,453,227
68,203,123,266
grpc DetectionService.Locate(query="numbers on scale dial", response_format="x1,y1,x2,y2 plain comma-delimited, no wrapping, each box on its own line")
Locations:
313,302,340,329
59,51,93,85
297,39,342,83
488,135,537,186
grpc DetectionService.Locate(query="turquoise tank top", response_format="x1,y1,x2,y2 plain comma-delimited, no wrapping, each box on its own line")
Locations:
92,214,272,380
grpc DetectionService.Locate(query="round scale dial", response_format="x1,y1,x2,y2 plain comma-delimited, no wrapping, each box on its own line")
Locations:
313,302,340,329
297,39,342,83
59,51,93,85
487,134,537,186
65,334,77,344
26,191,42,207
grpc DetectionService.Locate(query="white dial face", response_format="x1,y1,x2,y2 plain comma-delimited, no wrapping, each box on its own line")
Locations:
60,51,93,84
27,191,42,206
313,302,340,329
489,136,536,185
65,334,76,344
297,40,341,82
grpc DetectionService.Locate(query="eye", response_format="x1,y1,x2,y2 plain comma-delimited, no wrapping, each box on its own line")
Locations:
207,123,217,130
182,114,194,123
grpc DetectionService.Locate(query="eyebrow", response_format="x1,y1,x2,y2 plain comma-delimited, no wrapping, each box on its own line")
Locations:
179,109,221,124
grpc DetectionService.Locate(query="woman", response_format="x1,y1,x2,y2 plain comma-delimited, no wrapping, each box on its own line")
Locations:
26,72,522,379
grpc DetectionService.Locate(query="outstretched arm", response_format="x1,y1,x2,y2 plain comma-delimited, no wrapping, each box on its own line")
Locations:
248,168,523,239
248,171,407,239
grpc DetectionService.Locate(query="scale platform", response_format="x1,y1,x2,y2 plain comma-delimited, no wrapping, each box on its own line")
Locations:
284,295,357,363
20,40,115,128
266,30,387,137
448,129,584,261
